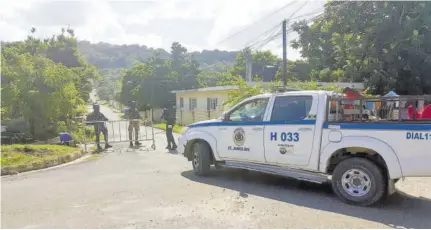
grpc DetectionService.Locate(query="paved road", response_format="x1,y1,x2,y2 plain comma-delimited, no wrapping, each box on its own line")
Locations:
2,104,431,228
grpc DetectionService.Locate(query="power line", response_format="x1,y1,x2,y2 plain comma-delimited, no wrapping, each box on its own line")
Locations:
246,1,307,51
251,30,284,50
244,22,281,47
287,1,308,21
246,24,283,49
216,0,299,45
245,1,353,51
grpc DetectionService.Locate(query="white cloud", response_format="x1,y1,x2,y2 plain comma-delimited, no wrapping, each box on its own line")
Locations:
0,0,325,60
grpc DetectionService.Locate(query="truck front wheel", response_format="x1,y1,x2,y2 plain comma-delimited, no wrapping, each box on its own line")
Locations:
331,158,387,206
191,142,211,176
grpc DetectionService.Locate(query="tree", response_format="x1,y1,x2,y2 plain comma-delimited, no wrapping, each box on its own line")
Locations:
1,28,98,140
291,1,431,95
230,48,280,79
119,42,201,109
77,41,239,69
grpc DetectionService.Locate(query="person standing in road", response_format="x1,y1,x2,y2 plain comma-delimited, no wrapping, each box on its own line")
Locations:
161,103,177,150
86,103,112,151
126,101,141,147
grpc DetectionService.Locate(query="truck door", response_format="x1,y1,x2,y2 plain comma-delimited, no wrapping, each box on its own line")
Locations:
264,94,318,166
216,97,269,163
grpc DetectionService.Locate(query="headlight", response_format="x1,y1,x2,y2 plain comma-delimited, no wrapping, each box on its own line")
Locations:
181,126,189,134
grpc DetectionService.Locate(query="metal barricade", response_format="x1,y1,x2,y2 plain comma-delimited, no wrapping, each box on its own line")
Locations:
83,119,156,152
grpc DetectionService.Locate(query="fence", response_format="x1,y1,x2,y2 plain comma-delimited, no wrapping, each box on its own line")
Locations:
327,94,431,122
82,119,156,151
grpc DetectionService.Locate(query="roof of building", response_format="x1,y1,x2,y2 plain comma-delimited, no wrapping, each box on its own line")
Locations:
171,85,239,94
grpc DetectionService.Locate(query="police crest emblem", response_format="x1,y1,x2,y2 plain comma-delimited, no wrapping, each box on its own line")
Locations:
233,128,245,146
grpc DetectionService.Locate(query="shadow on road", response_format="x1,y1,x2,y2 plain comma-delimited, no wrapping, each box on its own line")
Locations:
181,168,431,229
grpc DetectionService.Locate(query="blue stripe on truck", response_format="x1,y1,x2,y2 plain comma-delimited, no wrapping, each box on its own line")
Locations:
188,120,431,131
188,120,316,128
323,123,431,131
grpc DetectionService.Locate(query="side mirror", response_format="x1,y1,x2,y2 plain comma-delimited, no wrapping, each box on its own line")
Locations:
220,113,227,121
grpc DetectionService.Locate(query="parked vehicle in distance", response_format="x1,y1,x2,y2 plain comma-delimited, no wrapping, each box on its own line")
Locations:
177,90,431,206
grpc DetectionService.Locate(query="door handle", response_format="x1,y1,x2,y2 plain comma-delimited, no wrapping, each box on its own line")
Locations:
252,127,263,131
298,127,312,132
218,127,227,130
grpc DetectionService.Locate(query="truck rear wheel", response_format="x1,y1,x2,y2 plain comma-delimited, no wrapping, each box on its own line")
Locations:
331,157,387,206
192,142,211,176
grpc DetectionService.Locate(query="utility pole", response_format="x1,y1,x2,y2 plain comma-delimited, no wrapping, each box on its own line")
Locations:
282,19,287,87
245,48,252,82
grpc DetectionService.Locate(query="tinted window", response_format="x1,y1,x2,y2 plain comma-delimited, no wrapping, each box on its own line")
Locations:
228,98,269,122
271,96,313,121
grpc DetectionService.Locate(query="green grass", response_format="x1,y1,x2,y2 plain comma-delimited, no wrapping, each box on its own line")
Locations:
1,144,80,168
153,123,184,134
86,154,101,161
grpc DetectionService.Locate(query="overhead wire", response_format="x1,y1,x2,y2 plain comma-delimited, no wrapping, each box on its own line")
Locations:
249,2,308,50
246,24,283,50
254,1,353,51
216,0,299,46
241,1,353,52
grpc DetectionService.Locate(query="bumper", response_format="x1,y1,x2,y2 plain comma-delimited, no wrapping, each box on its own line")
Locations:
177,134,186,156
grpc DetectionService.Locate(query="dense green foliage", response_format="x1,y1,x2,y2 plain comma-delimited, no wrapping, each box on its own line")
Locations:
119,42,200,109
115,39,339,109
95,68,124,101
83,40,311,105
78,41,239,69
196,48,312,88
291,1,431,95
1,28,98,140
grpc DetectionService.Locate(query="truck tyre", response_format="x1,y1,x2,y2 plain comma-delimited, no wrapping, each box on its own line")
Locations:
331,157,387,206
192,142,211,176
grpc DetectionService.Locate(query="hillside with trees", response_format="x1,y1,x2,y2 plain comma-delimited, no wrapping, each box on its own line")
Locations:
77,41,239,69
117,1,431,110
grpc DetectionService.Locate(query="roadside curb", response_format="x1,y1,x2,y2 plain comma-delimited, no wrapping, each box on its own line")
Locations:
1,150,86,176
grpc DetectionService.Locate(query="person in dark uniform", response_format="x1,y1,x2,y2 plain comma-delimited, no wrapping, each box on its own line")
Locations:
126,100,141,147
161,104,177,150
86,103,112,151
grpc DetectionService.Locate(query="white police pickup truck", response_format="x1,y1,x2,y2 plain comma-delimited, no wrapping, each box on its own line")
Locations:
177,90,431,206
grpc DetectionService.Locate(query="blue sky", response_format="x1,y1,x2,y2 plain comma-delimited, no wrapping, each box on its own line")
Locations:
0,0,326,60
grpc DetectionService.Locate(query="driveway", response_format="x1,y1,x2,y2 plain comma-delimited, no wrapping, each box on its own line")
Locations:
2,104,431,228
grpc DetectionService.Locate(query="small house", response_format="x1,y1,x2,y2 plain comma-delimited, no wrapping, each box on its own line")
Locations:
171,86,239,125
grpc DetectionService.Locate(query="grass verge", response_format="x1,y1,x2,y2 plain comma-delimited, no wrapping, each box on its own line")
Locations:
86,154,101,161
153,123,184,134
1,144,83,175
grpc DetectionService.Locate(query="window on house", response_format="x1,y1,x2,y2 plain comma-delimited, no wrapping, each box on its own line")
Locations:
179,97,184,109
207,98,218,110
189,98,197,110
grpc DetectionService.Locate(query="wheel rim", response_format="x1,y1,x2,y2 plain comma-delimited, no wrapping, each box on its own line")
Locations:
341,169,372,197
193,147,200,169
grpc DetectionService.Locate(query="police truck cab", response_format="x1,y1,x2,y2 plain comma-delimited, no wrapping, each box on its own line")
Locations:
177,90,431,206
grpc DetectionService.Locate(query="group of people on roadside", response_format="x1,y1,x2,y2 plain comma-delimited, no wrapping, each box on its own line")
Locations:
86,100,177,151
